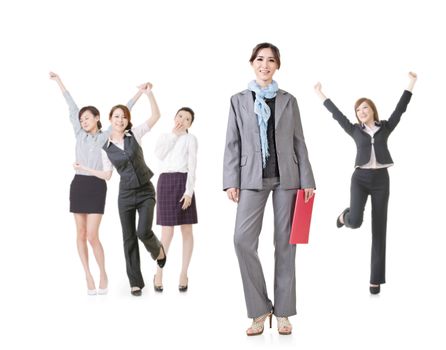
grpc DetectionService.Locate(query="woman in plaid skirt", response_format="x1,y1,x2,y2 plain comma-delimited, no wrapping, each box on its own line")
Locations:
153,107,198,292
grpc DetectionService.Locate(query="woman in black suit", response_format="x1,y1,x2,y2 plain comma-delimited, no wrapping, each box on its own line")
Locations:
314,72,417,294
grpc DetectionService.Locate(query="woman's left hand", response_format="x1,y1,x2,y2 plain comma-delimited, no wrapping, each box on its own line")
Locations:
303,188,315,203
180,195,192,210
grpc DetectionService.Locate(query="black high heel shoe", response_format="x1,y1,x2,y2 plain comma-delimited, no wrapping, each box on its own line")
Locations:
153,275,163,293
178,277,188,292
370,285,381,295
336,208,350,228
131,287,142,296
157,245,167,268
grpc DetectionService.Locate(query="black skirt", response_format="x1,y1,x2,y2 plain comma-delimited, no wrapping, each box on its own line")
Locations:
70,175,107,214
156,172,198,226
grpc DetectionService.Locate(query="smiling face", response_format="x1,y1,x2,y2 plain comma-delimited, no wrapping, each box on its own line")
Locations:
354,98,379,125
109,106,130,132
251,47,279,86
355,101,374,124
79,109,100,133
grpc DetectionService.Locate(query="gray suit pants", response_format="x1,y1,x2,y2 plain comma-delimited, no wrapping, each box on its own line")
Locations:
234,178,297,318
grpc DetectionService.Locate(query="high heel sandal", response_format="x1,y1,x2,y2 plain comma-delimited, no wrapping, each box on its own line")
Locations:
246,312,273,336
156,245,167,268
277,317,292,335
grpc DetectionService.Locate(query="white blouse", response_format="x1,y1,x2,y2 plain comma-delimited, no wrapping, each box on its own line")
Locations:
359,123,393,169
155,132,198,197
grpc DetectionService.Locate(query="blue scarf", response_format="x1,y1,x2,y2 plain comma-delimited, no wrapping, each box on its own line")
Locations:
248,80,279,168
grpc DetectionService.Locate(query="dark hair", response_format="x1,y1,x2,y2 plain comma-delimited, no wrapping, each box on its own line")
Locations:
354,98,379,123
79,106,102,129
176,107,195,125
249,42,281,69
109,104,132,130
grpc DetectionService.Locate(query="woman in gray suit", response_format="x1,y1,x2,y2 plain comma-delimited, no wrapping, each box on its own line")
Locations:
223,43,315,336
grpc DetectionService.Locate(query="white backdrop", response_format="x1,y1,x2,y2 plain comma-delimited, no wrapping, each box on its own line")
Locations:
1,0,445,349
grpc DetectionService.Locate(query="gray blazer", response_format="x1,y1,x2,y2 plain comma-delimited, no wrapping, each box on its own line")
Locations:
223,89,315,190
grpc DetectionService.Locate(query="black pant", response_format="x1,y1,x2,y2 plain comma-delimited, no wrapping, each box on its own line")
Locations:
118,181,161,288
344,168,389,284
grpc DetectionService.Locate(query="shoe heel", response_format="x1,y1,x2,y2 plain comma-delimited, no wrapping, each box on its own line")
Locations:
269,313,272,329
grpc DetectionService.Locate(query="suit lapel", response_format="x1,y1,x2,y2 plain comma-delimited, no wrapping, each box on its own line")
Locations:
275,90,290,129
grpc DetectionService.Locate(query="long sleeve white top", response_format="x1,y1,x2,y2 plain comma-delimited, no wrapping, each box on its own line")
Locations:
155,132,198,197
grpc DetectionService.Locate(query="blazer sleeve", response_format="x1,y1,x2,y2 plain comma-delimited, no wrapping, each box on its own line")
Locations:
386,90,412,132
223,95,241,191
292,97,316,189
323,99,355,136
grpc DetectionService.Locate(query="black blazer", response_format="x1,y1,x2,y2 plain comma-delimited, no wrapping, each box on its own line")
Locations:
323,90,412,167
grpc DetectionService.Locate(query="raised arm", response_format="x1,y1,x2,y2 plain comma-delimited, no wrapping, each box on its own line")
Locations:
386,72,417,132
407,71,417,92
49,72,81,135
314,82,355,136
126,82,149,110
314,82,328,102
144,84,161,129
49,72,68,93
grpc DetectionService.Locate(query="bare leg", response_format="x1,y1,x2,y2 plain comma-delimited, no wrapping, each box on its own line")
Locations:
179,224,194,286
74,214,95,291
86,214,107,290
154,226,174,286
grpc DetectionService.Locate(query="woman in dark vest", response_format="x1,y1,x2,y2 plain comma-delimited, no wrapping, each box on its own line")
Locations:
76,82,166,296
314,72,417,295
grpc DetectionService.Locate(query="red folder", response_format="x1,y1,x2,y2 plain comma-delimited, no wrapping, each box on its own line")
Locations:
289,190,315,244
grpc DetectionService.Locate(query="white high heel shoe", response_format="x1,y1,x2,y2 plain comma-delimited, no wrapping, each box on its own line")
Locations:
98,288,108,295
246,312,273,336
277,317,292,335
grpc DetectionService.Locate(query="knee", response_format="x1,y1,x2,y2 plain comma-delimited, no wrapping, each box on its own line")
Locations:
87,232,99,245
234,231,252,254
77,229,87,242
137,229,153,241
346,216,363,229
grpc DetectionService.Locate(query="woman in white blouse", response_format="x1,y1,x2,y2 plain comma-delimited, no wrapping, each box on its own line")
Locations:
153,107,198,292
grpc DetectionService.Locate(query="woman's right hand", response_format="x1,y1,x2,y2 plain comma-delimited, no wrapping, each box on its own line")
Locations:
172,120,187,135
138,82,153,92
226,188,240,203
73,162,84,171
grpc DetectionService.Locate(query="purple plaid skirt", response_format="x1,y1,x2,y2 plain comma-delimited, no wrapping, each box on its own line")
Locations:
156,172,198,226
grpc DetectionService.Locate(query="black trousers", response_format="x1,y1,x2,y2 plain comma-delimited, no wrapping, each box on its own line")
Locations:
118,181,161,289
344,168,389,284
